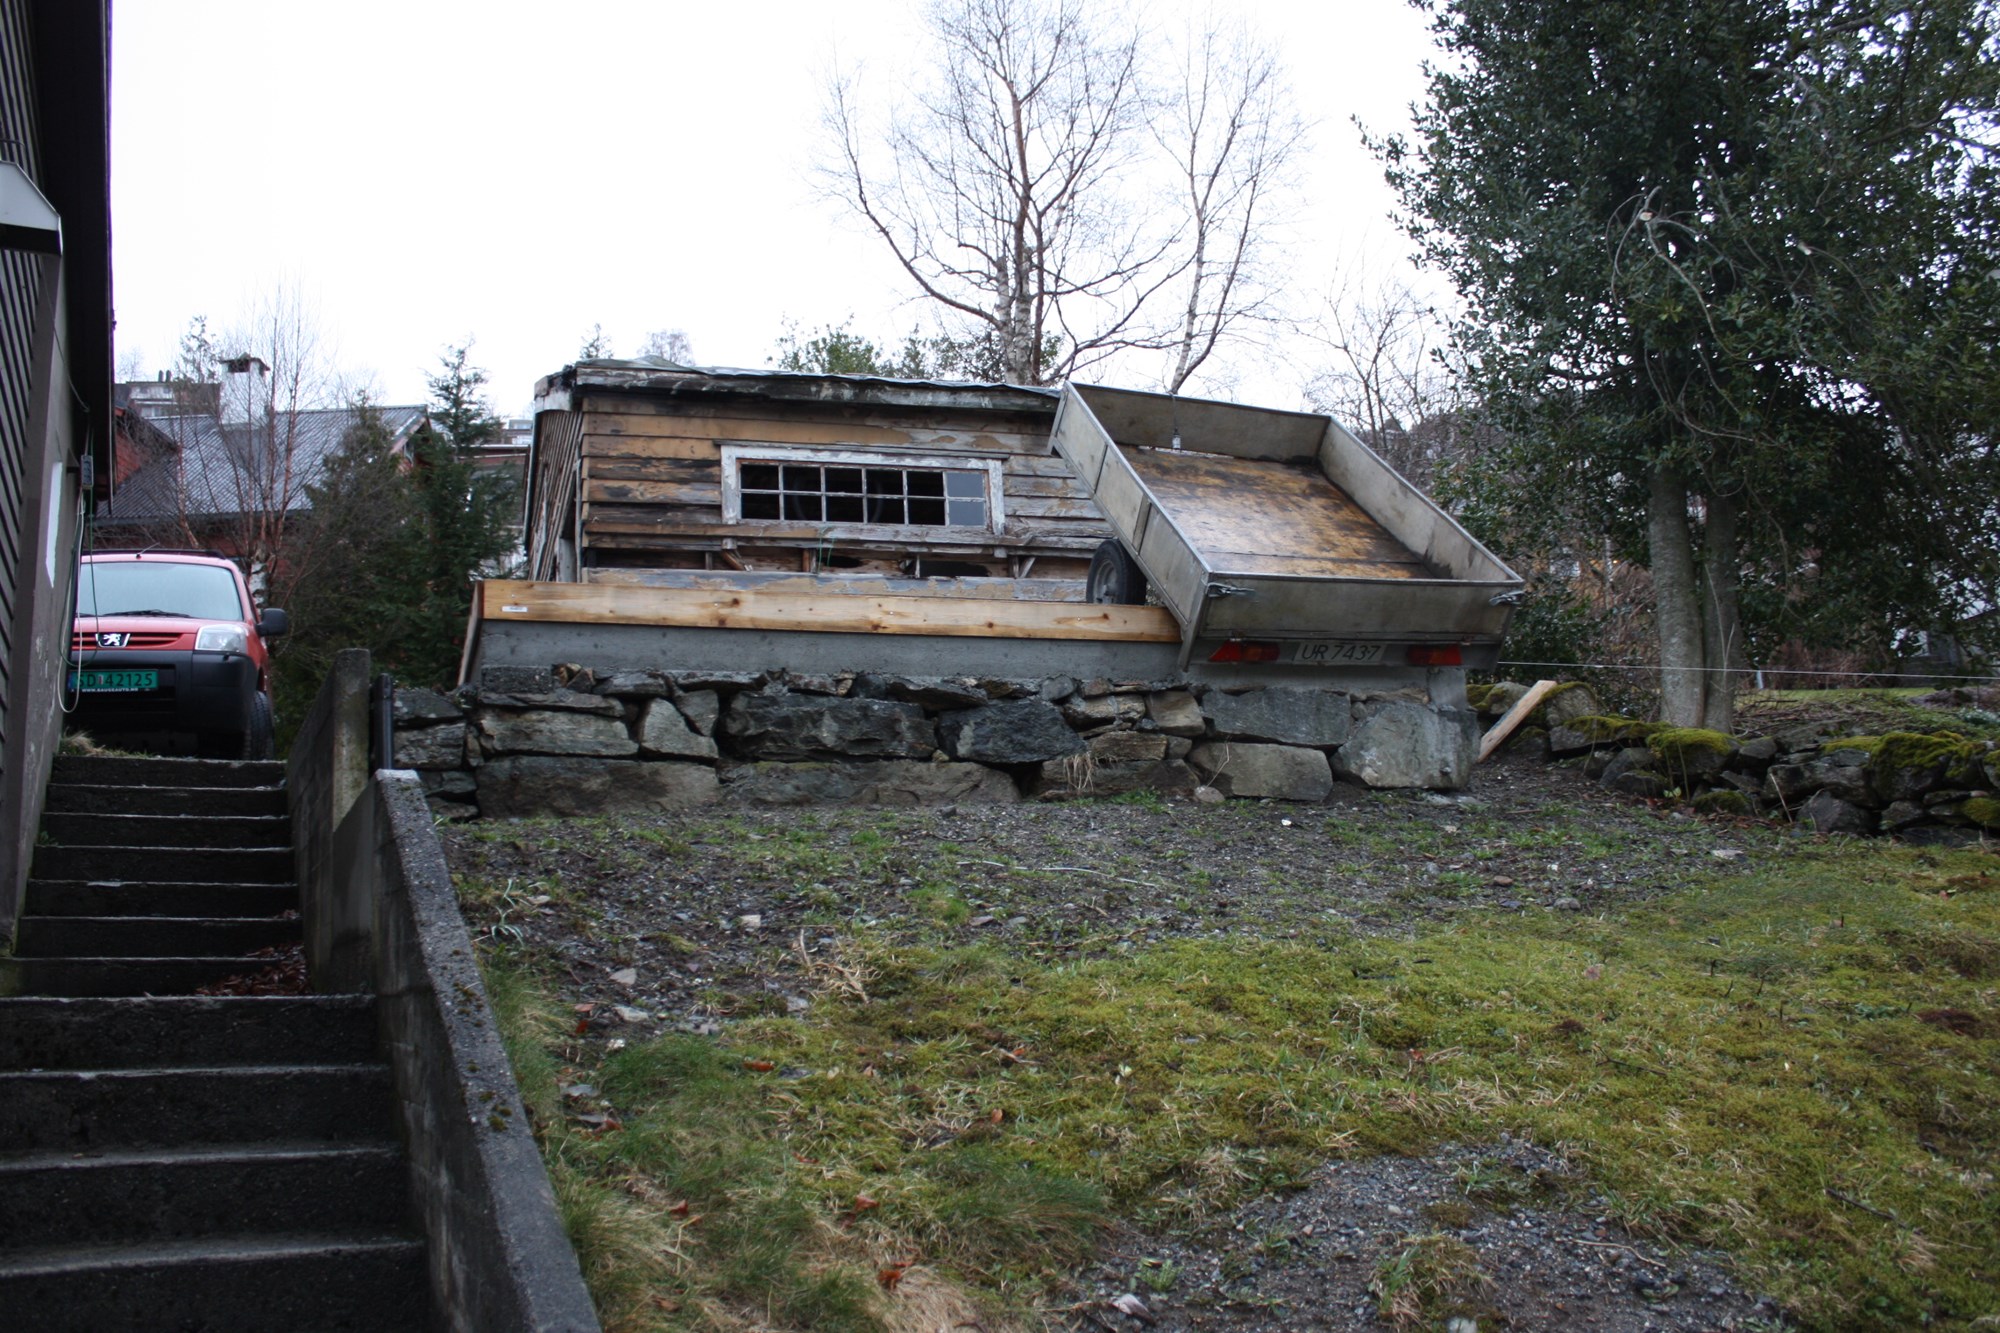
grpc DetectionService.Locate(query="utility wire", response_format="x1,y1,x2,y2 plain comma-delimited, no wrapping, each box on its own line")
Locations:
1496,659,1997,685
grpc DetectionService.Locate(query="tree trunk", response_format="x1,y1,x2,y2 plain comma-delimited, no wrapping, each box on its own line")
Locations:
1648,466,1706,726
1698,488,1745,733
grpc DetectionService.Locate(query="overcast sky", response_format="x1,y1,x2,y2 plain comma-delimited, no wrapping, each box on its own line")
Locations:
111,1,1442,416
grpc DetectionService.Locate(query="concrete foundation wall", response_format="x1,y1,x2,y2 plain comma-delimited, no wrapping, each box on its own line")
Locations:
291,654,600,1332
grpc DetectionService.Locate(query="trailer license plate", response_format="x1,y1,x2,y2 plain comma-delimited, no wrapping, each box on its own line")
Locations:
73,669,159,692
1291,641,1385,666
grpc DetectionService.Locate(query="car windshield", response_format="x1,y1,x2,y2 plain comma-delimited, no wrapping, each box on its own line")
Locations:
77,561,245,620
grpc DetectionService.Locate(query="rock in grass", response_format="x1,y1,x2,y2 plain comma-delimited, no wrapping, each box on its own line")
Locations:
1189,741,1333,801
1800,790,1875,835
475,756,718,817
1606,769,1668,800
1333,701,1477,790
1599,747,1656,788
1645,727,1738,783
1692,790,1754,817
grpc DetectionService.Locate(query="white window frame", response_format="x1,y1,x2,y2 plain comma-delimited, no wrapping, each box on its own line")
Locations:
719,443,1007,535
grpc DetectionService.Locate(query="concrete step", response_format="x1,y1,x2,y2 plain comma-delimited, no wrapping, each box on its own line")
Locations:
0,1232,428,1332
25,879,296,918
50,755,286,790
0,1143,407,1247
0,955,301,997
0,1063,396,1153
40,811,292,850
31,844,293,884
0,996,377,1071
44,782,289,818
13,915,300,959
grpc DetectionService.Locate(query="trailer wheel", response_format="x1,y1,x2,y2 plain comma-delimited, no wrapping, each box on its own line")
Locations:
1086,540,1148,605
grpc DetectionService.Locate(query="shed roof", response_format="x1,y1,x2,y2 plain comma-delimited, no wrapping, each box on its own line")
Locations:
534,358,1059,414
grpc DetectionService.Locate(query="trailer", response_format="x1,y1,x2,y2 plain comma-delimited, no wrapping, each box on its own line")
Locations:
1051,384,1524,671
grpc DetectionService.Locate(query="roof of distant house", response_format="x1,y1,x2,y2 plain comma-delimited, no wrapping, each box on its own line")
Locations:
99,405,428,525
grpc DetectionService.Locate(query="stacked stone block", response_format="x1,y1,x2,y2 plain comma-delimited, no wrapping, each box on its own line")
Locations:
392,665,1480,820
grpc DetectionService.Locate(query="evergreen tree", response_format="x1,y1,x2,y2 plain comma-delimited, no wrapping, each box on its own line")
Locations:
274,397,427,724
278,347,519,710
400,343,518,686
1380,0,2000,724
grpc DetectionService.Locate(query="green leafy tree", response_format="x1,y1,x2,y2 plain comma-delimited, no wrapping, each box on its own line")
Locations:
1379,0,2000,725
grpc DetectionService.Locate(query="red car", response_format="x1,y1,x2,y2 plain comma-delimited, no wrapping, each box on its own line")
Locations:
69,550,288,758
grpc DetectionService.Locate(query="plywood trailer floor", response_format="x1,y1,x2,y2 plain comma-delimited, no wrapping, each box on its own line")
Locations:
1124,447,1435,581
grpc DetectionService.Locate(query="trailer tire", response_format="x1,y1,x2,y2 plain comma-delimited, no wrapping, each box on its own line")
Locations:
1086,540,1148,605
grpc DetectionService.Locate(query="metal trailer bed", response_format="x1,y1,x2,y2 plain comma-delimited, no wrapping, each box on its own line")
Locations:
1051,383,1524,670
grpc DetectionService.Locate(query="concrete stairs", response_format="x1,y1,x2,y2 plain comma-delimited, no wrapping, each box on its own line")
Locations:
0,756,432,1331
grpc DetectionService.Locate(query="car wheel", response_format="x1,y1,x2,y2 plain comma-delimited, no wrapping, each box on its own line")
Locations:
246,692,274,760
1086,539,1148,605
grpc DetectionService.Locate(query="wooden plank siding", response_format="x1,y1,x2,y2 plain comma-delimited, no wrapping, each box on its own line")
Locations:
563,390,1114,575
526,409,582,580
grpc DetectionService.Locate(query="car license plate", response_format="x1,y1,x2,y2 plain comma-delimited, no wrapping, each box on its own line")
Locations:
72,669,159,692
1290,640,1386,666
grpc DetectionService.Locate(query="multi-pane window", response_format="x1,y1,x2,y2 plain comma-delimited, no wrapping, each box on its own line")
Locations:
725,448,1001,531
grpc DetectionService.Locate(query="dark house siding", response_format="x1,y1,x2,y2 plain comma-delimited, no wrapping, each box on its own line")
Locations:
0,0,44,765
0,0,111,942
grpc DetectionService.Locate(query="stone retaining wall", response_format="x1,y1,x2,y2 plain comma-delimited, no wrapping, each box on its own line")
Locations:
1471,681,2000,844
396,665,1480,820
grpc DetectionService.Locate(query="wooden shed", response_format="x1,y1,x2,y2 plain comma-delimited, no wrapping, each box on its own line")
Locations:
524,361,1107,595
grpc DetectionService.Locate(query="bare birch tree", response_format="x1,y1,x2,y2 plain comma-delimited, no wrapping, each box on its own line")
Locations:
823,0,1299,388
125,286,344,605
638,328,695,363
1157,18,1303,392
1304,269,1461,487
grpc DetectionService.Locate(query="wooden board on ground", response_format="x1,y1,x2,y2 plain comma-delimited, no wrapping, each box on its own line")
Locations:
478,580,1180,642
1478,679,1559,762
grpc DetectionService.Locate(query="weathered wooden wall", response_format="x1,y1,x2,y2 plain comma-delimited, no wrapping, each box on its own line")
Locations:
548,391,1112,579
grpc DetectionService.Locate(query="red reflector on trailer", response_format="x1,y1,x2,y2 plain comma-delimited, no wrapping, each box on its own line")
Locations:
1209,640,1282,663
1406,645,1464,667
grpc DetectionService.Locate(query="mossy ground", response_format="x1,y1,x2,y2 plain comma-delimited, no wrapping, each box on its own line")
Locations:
485,830,2000,1331
1739,689,2000,743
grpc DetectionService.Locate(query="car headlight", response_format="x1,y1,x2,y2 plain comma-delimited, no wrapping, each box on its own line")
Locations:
195,625,250,654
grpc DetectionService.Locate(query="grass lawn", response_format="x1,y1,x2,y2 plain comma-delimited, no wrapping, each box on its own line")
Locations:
485,830,1999,1331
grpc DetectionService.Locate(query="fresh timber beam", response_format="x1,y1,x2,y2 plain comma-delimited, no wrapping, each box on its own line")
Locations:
1477,679,1559,763
476,580,1180,643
